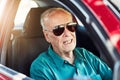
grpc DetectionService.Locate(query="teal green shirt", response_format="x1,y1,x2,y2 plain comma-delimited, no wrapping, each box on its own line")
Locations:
30,46,112,80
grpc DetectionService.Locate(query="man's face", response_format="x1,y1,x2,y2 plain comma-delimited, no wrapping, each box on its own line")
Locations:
44,10,76,54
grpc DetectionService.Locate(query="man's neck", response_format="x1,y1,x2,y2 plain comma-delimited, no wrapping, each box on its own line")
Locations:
61,52,75,64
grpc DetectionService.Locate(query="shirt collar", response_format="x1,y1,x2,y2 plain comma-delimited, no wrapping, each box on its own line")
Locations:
48,46,65,68
74,48,86,62
47,46,86,68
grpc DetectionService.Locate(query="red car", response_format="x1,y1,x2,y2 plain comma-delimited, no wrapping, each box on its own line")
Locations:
0,0,120,80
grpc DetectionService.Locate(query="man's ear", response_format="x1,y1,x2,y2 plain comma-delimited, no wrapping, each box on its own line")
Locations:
43,30,51,43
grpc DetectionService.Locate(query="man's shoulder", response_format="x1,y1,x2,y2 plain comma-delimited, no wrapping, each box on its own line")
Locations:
75,47,88,53
31,51,49,66
75,47,96,58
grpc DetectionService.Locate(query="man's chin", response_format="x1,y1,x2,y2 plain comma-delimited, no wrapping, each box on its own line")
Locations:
63,47,75,52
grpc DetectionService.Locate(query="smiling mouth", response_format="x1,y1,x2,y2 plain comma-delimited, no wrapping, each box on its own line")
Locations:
63,39,72,45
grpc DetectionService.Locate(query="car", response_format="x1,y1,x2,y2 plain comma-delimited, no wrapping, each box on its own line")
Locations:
0,0,120,80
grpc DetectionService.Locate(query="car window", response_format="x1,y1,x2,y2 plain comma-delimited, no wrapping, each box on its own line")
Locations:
14,0,38,30
3,0,117,78
13,0,100,61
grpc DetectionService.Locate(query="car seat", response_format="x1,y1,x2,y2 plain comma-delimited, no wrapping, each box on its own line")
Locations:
8,7,49,76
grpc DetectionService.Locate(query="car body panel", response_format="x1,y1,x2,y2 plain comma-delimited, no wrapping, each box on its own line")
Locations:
0,64,32,80
83,0,120,53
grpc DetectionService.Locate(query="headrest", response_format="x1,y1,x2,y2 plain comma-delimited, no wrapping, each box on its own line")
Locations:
22,7,49,38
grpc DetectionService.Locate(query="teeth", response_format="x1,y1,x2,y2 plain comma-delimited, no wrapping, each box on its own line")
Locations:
64,40,72,45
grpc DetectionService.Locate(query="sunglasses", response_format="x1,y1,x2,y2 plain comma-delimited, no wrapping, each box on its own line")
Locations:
45,22,77,36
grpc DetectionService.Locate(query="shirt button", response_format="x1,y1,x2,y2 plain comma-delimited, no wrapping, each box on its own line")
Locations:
64,60,68,63
76,68,79,75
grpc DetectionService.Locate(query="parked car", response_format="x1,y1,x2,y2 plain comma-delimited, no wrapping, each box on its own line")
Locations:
0,0,120,80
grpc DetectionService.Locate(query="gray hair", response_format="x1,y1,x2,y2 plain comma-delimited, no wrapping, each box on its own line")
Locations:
40,7,72,29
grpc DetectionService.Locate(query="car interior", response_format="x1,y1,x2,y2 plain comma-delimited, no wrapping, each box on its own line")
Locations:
6,7,50,76
5,0,101,77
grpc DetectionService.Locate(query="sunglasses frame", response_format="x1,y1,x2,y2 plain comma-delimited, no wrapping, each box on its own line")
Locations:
44,22,77,36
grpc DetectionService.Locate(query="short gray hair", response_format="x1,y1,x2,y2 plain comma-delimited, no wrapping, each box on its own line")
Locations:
40,7,72,29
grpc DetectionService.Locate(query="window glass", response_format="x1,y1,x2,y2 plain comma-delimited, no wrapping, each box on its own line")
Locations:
14,0,38,29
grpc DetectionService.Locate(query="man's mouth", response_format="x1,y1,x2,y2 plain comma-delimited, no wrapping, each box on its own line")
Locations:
63,39,72,45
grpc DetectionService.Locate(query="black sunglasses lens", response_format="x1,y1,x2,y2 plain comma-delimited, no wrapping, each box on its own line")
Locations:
53,23,77,36
53,27,64,36
67,25,76,32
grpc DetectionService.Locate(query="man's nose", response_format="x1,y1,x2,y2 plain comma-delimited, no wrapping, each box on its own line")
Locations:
63,26,71,37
